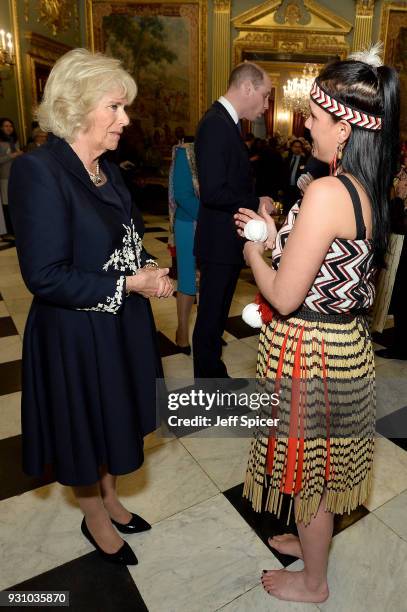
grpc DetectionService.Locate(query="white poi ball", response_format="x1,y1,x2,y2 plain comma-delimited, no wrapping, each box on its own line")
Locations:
242,303,263,328
244,219,268,242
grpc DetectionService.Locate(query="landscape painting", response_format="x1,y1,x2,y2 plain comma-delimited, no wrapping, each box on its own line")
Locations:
89,1,206,181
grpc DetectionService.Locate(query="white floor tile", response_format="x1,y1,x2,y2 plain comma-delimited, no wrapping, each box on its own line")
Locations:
318,513,407,612
0,335,22,364
181,432,251,491
117,439,219,524
365,437,407,511
128,494,281,612
374,488,407,542
219,584,319,611
0,392,21,439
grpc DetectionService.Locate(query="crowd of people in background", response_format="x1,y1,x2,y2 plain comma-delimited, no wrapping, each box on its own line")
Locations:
244,131,314,211
0,118,48,242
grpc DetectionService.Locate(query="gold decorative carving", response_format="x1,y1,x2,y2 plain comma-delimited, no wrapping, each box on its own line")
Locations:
356,0,375,18
278,40,304,52
233,0,352,34
213,0,231,11
233,0,351,65
26,0,79,36
353,0,375,52
274,0,311,26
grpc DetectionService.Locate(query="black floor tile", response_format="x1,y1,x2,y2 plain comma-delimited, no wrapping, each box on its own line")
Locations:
156,331,186,358
0,241,15,251
334,504,370,533
376,406,407,451
0,435,55,500
372,326,395,348
144,226,167,233
0,360,21,395
8,552,148,612
0,316,19,338
388,438,407,451
223,483,369,568
224,315,259,339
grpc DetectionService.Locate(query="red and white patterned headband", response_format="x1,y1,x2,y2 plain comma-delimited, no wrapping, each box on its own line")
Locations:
310,80,382,131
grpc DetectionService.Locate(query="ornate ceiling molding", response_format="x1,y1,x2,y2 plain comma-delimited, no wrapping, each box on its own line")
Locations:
232,0,352,35
232,0,351,64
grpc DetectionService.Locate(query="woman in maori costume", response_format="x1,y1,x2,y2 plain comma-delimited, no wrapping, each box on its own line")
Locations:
235,46,400,603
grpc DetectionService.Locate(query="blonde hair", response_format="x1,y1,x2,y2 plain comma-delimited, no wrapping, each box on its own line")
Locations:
37,48,137,142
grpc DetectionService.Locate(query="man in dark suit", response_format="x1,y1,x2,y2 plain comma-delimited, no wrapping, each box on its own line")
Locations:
193,62,273,379
282,139,307,214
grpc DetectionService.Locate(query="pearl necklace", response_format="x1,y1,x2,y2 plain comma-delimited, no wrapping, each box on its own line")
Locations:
86,161,103,185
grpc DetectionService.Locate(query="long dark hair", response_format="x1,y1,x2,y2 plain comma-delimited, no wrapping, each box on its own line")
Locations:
317,60,400,268
0,117,18,144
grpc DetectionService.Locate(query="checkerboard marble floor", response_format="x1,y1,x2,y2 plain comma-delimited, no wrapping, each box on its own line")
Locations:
1,215,407,611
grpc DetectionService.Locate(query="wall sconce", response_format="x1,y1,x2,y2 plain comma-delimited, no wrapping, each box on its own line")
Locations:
277,110,290,123
0,29,14,67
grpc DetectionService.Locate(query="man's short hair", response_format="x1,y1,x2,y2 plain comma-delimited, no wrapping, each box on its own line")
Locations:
228,62,265,89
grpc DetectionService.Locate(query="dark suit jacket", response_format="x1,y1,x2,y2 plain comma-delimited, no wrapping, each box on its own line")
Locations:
283,153,307,189
8,135,152,310
194,101,259,265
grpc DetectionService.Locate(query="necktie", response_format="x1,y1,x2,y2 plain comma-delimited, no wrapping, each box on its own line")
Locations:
290,156,300,185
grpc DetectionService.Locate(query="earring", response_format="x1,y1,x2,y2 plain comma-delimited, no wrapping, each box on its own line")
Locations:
330,143,344,176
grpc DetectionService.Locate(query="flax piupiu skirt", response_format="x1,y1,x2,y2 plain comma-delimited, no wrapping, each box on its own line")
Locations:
243,308,375,525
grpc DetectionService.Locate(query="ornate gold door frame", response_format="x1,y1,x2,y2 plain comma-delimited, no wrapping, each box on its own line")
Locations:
232,0,351,64
231,0,352,137
25,32,72,107
380,1,407,140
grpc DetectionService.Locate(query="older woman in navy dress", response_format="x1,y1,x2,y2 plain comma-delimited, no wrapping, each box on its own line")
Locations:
9,49,173,565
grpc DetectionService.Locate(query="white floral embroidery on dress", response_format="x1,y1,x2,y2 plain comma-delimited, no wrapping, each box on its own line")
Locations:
78,220,144,314
103,220,143,274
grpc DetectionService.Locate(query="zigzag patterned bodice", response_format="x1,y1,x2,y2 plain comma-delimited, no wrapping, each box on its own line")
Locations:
272,202,376,314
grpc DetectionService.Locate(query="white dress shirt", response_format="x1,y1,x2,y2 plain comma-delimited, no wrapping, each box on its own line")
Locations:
218,96,239,125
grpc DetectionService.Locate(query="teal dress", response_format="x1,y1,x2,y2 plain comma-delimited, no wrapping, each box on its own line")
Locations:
173,147,199,295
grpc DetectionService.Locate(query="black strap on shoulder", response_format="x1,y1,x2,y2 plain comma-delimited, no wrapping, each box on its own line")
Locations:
336,174,366,240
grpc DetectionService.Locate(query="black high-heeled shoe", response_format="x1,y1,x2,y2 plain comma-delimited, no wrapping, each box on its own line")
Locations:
81,518,138,565
111,513,152,534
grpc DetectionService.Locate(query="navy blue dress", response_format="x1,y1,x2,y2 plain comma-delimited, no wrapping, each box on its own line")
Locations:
9,135,162,486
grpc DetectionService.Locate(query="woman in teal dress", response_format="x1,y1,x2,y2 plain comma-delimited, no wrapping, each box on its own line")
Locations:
169,141,200,352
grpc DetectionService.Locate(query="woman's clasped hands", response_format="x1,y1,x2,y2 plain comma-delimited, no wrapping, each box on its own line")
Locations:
126,267,174,299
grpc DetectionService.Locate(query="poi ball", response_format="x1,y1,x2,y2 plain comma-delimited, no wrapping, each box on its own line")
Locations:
244,219,268,242
242,303,263,328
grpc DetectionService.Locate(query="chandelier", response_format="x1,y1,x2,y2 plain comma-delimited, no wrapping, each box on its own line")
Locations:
0,29,14,67
283,64,318,116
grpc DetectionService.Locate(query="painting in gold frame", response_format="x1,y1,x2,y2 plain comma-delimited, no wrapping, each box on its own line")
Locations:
380,2,407,140
86,1,207,179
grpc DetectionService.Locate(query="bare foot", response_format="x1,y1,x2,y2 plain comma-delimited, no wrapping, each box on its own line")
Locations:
268,534,303,559
102,496,132,525
85,513,124,554
261,569,329,603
